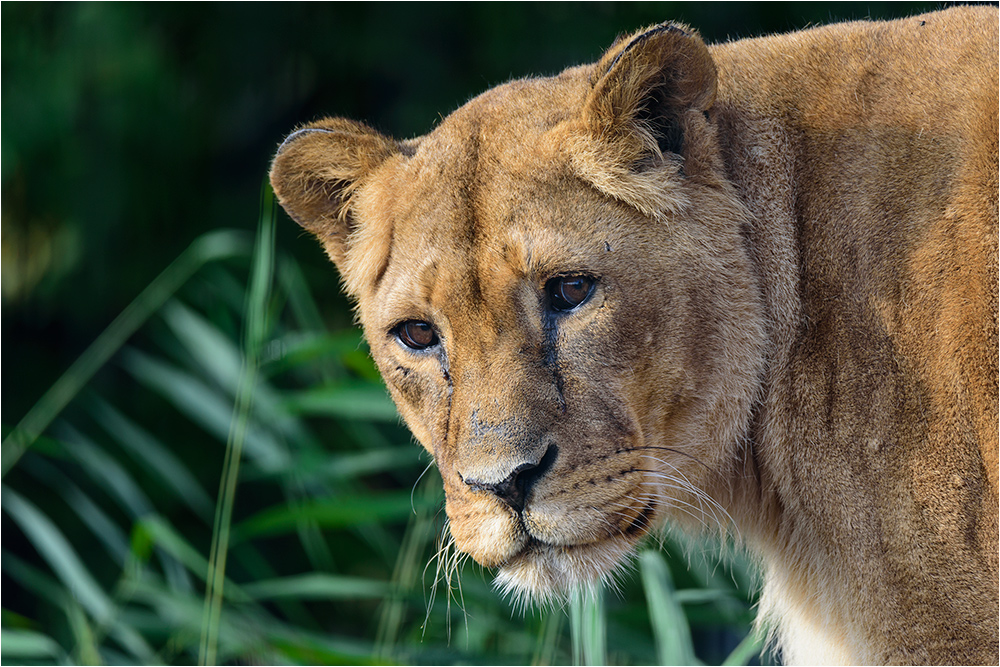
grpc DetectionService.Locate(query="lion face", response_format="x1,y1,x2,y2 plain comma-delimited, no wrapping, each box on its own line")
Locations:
271,24,767,602
360,170,667,597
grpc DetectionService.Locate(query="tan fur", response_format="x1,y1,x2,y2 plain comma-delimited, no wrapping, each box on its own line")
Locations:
270,7,998,664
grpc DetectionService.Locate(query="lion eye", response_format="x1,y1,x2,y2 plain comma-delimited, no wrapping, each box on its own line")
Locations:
396,320,438,350
547,275,595,312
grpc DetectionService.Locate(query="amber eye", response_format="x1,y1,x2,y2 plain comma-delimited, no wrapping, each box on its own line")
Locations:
547,275,595,312
396,320,438,350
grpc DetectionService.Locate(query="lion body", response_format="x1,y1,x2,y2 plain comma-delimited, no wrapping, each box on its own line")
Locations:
271,7,998,664
708,9,999,663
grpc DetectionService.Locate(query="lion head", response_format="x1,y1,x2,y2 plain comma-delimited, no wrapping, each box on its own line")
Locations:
270,23,767,603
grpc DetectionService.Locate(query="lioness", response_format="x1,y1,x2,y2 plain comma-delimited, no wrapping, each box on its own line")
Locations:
270,6,998,664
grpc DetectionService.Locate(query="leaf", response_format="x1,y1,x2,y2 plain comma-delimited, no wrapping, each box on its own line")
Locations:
130,516,251,602
2,486,113,624
232,493,433,543
54,424,155,518
570,587,606,666
132,517,209,582
199,186,277,667
266,632,385,666
0,628,68,662
161,299,244,396
640,549,698,666
269,330,368,369
280,384,399,422
1,229,252,477
64,596,102,665
90,397,214,520
242,573,391,600
673,587,741,605
23,455,130,566
120,347,289,472
319,446,423,480
721,629,764,666
1,549,71,610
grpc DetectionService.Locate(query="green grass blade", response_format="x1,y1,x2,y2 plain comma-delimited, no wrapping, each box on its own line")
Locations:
2,552,156,664
318,445,422,481
64,596,102,665
199,183,276,666
60,481,132,566
157,297,325,458
640,549,699,666
1,229,252,478
531,609,563,667
90,397,215,520
265,630,384,666
159,299,319,446
570,587,606,666
279,384,399,421
242,573,391,600
2,486,113,624
133,517,239,598
374,473,441,660
54,425,155,516
120,348,289,472
161,299,245,394
23,455,130,565
1,628,69,664
232,492,432,543
275,258,342,382
2,549,72,611
720,628,764,666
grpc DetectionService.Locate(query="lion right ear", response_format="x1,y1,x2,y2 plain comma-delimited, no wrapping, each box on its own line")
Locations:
584,22,716,161
567,23,717,218
269,118,402,270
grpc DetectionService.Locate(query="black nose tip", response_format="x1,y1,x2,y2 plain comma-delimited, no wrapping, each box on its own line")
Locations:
463,445,557,512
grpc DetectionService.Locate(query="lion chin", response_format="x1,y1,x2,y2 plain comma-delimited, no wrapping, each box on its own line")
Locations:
493,537,639,606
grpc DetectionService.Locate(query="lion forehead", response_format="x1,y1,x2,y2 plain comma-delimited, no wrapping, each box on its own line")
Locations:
357,155,631,317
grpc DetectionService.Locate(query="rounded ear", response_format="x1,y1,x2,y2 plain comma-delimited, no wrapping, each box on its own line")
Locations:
583,23,716,162
268,118,402,268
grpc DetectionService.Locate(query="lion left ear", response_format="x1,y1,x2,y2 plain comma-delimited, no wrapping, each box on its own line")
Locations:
583,22,716,164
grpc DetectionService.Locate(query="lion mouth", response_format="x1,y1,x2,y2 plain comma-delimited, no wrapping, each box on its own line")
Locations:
527,499,655,545
515,493,657,549
623,500,658,536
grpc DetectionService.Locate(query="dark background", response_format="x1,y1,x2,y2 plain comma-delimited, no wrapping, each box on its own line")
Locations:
2,3,979,665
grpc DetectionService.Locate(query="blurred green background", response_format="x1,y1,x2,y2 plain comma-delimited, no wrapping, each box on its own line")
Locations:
2,3,962,665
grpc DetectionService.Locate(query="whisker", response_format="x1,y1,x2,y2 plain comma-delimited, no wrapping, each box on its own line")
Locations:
627,444,715,472
422,523,474,644
410,461,435,513
638,475,735,532
631,455,739,536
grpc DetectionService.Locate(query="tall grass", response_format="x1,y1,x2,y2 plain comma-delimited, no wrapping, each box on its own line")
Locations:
2,184,767,665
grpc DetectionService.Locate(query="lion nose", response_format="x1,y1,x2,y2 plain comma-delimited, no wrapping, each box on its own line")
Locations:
462,444,557,513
